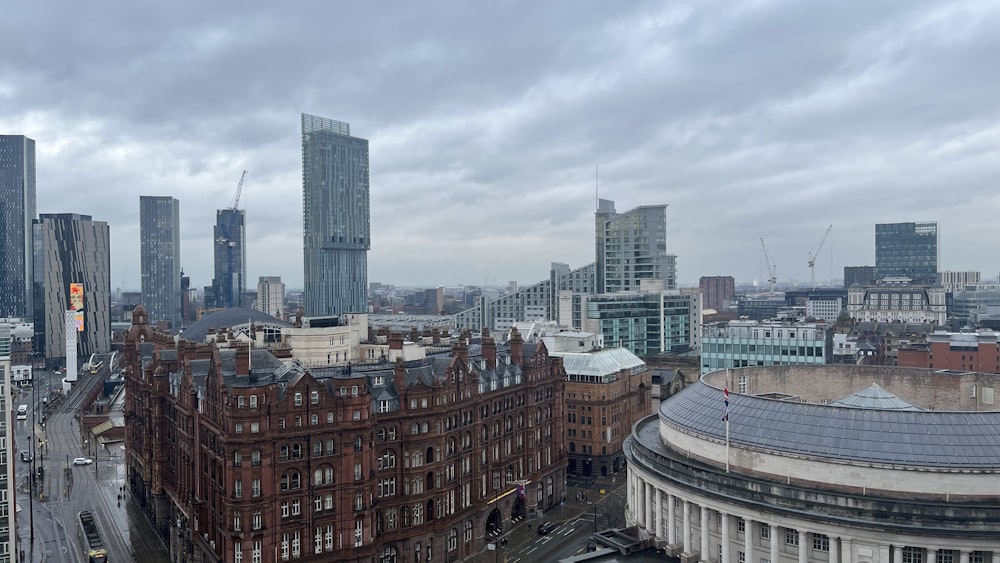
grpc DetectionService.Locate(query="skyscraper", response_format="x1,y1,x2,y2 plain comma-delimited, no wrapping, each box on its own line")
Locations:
699,275,736,311
875,222,939,285
301,113,370,316
32,213,111,360
595,199,675,294
0,135,36,318
256,276,285,319
843,265,876,288
140,196,182,328
211,207,246,308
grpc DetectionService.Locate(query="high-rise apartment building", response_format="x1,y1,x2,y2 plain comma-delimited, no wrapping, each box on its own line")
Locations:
699,276,735,311
255,276,285,319
844,265,876,288
875,222,939,285
32,214,111,360
302,113,370,316
937,270,981,293
595,199,675,293
0,135,36,319
139,196,181,328
211,207,246,308
0,320,19,563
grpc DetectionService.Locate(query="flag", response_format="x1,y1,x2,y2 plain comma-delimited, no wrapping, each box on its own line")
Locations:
723,384,730,422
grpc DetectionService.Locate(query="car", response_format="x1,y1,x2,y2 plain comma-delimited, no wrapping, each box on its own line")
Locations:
20,451,32,463
537,521,557,535
72,457,93,466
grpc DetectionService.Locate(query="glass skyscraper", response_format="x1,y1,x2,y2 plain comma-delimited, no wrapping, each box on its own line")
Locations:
595,199,676,294
32,213,111,359
212,207,246,308
0,135,36,319
302,113,370,316
875,222,939,285
140,196,182,328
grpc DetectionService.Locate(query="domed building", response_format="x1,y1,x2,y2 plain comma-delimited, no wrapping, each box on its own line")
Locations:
624,365,1000,563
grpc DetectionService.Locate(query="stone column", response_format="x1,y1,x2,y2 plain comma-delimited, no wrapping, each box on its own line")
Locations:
960,550,970,563
991,551,1000,563
770,523,780,563
829,537,839,563
636,478,645,527
682,500,692,554
700,506,710,562
840,537,851,563
646,483,654,533
654,488,663,539
668,493,677,546
744,518,753,563
798,530,807,563
927,548,936,563
894,546,903,563
720,513,730,563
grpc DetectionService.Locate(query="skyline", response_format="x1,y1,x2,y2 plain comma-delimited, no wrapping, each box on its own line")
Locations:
4,2,1000,290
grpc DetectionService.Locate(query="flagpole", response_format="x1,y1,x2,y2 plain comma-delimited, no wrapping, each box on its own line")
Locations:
725,418,730,473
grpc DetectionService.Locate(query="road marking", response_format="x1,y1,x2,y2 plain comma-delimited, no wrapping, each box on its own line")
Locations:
561,528,573,536
525,546,537,554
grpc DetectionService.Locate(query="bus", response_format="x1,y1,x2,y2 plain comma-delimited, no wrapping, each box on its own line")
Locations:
78,510,108,562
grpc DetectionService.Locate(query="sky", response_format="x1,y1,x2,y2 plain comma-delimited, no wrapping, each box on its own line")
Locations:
4,1,1000,291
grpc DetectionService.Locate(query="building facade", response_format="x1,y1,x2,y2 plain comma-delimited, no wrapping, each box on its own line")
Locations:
875,222,939,285
302,113,370,317
576,287,702,358
898,330,1000,373
938,270,981,293
625,365,1000,563
843,266,875,289
701,320,832,375
699,276,735,311
847,280,947,326
595,199,676,294
139,196,182,328
31,213,111,361
0,135,36,319
212,208,247,309
124,312,566,563
0,320,20,563
256,276,286,319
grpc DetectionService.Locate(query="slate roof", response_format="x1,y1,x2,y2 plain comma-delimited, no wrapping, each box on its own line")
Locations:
830,383,924,411
181,307,291,342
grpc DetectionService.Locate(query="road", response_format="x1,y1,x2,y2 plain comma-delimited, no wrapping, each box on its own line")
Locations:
16,356,170,563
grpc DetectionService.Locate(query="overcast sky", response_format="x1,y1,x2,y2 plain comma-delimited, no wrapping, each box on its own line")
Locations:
4,2,1000,291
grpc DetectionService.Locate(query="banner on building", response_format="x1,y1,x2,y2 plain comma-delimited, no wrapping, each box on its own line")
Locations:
69,283,84,311
75,312,85,332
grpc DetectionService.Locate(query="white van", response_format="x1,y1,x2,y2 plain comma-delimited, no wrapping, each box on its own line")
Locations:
16,405,27,420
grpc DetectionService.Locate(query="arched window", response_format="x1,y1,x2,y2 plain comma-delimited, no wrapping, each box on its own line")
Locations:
314,468,324,487
426,471,434,491
426,447,434,464
325,439,335,454
378,427,387,442
325,466,334,484
569,442,576,453
292,443,302,459
355,436,364,452
378,449,396,470
411,423,419,435
252,449,261,466
280,445,289,461
313,441,322,456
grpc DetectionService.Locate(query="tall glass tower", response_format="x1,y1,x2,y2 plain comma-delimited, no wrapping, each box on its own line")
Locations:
212,207,246,308
301,113,370,316
140,196,182,328
0,135,36,318
32,213,111,360
875,222,938,285
595,199,676,294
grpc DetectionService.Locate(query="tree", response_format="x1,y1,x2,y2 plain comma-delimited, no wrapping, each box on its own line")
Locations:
599,495,628,529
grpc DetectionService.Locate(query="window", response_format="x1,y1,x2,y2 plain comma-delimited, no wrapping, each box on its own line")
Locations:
327,412,334,423
311,390,319,405
252,479,261,498
937,550,954,563
235,423,243,434
281,533,289,560
238,396,245,408
760,523,770,540
311,414,318,425
737,519,745,534
784,529,798,546
378,450,396,470
251,450,261,466
281,501,289,518
252,510,263,530
354,436,363,452
233,511,242,531
233,451,242,467
292,500,301,516
447,528,458,552
294,392,303,406
314,441,322,456
292,443,302,459
234,479,243,499
250,422,259,433
325,439,335,454
812,534,829,552
352,385,359,397
354,520,363,547
235,541,242,563
902,547,924,563
355,492,364,511
249,395,257,408
355,463,363,481
314,527,323,553
252,540,261,563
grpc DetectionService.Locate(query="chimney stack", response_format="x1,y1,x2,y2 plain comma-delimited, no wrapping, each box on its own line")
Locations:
389,332,404,351
509,327,523,366
482,328,496,370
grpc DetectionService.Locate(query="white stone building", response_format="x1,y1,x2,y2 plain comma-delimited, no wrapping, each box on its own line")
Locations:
847,280,946,325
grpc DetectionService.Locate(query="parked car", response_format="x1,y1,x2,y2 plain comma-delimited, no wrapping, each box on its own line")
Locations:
72,457,93,466
537,521,557,535
20,451,32,462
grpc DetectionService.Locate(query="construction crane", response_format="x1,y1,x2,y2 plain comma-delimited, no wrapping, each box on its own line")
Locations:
230,169,247,210
807,224,833,287
760,238,777,294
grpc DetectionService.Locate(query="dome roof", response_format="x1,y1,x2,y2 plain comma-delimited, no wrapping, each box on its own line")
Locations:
181,307,290,343
830,383,924,411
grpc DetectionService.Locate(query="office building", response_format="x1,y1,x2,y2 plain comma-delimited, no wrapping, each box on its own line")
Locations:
32,213,111,361
0,135,36,319
701,320,832,375
211,207,246,308
0,321,16,563
699,276,735,311
938,270,981,293
898,330,1000,373
843,266,875,289
255,276,285,319
302,113,370,316
847,279,947,326
626,365,1000,562
139,196,181,328
124,311,567,563
595,199,676,293
875,222,939,285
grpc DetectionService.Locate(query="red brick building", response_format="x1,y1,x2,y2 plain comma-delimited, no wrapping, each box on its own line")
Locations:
124,307,566,563
898,330,1000,373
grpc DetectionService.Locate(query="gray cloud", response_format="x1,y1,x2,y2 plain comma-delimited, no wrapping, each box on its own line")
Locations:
3,1,999,291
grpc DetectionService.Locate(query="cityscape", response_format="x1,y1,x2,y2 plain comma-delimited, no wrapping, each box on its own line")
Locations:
3,3,1000,563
